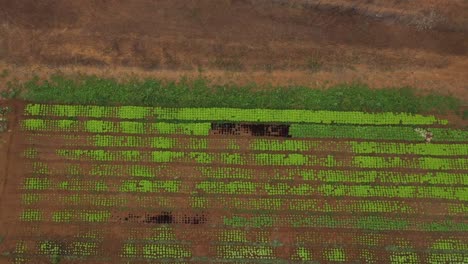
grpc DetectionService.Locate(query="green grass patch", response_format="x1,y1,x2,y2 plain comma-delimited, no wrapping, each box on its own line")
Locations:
18,74,463,114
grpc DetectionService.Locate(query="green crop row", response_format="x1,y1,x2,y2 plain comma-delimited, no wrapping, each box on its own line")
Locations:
217,245,275,259
427,253,467,264
27,162,247,179
198,167,253,179
297,170,468,185
12,240,100,262
90,135,207,149
24,103,446,125
19,209,110,222
120,180,180,193
27,132,468,157
23,148,39,159
21,119,211,135
39,240,98,257
22,193,42,205
218,230,249,243
22,177,180,193
120,241,468,262
287,199,415,214
349,141,468,156
52,149,467,170
223,215,468,232
196,197,418,214
27,161,467,185
290,231,468,254
431,239,468,251
290,124,468,142
52,210,110,223
88,164,167,177
28,134,211,150
59,194,127,207
89,135,202,149
55,149,143,162
12,239,468,263
27,162,171,178
252,139,468,156
21,177,466,201
121,243,192,259
21,192,467,215
22,193,172,208
324,248,347,262
20,209,42,221
352,156,467,170
23,178,108,191
54,149,186,163
196,181,467,201
25,104,115,118
10,236,468,263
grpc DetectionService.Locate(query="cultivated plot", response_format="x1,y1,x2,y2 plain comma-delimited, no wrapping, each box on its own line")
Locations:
0,103,467,263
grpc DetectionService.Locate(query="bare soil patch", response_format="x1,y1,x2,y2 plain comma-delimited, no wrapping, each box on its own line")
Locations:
0,0,467,100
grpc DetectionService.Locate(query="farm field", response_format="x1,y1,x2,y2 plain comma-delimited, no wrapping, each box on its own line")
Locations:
0,102,467,263
2,0,468,262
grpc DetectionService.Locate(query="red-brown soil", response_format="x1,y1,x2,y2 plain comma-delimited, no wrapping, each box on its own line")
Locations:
0,0,468,100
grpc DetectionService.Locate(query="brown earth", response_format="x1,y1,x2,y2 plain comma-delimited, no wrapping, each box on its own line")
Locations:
0,0,467,100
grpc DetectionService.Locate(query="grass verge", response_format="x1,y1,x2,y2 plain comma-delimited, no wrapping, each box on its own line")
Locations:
3,74,463,114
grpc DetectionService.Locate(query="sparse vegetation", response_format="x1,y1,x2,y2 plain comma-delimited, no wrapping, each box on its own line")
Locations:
409,10,445,31
305,57,322,72
212,58,244,71
0,69,9,79
0,78,21,99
